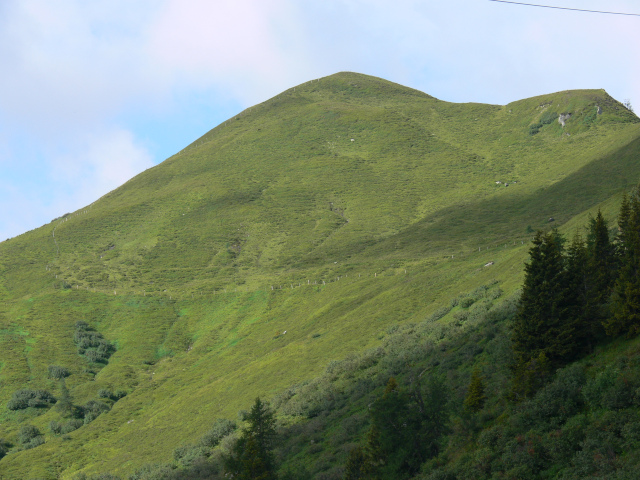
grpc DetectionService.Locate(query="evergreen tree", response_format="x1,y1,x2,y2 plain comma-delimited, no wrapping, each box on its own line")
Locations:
463,369,487,413
608,193,640,337
586,210,616,303
564,232,599,351
366,376,449,478
344,446,369,480
224,397,277,480
512,230,576,369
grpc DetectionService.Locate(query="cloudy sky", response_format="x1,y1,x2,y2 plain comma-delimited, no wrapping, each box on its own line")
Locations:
1,0,639,241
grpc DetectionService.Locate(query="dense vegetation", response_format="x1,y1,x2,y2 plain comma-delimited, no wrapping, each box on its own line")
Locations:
0,72,639,478
83,197,640,479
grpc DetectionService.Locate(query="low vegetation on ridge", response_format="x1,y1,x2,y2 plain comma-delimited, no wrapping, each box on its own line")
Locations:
0,72,639,478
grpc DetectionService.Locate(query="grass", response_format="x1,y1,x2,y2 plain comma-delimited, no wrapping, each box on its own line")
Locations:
0,72,638,478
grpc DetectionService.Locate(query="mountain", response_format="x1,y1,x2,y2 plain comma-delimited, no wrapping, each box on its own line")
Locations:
0,72,639,478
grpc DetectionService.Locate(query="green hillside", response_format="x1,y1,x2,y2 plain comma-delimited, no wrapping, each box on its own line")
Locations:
0,72,639,479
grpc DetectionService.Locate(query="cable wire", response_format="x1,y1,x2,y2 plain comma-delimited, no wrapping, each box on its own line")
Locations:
489,0,640,17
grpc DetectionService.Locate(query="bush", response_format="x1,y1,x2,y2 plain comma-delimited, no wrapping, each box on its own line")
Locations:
48,365,71,380
113,389,127,400
460,297,476,308
61,419,84,434
18,425,42,445
49,420,62,435
24,435,45,450
7,389,56,410
74,322,116,363
173,444,210,468
199,418,237,448
97,389,113,399
84,399,111,414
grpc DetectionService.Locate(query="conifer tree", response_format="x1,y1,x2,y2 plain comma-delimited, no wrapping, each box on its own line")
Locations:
564,232,597,350
608,193,640,337
224,397,277,480
587,210,616,303
344,446,369,480
463,369,487,413
512,230,576,368
366,376,449,478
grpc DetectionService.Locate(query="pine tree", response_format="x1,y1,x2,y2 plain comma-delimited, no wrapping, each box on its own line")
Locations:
512,230,576,368
344,446,368,480
366,376,449,478
608,193,640,337
564,232,599,351
463,369,487,413
587,210,616,303
224,397,277,480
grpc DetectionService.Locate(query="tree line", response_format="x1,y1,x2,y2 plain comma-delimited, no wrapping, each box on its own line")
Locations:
512,189,640,397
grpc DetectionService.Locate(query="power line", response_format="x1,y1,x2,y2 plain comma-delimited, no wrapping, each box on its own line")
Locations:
489,0,640,17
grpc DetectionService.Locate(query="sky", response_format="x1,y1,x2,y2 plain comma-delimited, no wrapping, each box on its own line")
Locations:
1,0,639,241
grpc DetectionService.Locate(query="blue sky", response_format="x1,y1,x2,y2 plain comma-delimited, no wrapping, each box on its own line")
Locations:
1,0,639,241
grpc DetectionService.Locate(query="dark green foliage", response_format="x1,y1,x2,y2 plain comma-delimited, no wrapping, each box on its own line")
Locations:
0,439,8,460
17,425,44,450
198,418,237,448
82,400,111,424
343,446,370,480
74,321,116,363
512,230,577,372
224,398,277,480
460,296,476,309
511,214,619,399
48,365,71,380
365,375,450,478
97,389,113,399
173,444,210,469
60,419,84,434
55,380,75,417
529,110,558,135
49,420,62,435
464,369,487,413
608,192,640,337
6,389,56,410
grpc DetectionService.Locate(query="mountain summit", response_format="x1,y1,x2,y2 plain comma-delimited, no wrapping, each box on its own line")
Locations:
0,73,639,478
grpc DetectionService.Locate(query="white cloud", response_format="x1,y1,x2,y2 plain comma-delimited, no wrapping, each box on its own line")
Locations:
52,128,154,201
0,127,153,241
144,0,315,104
1,0,639,241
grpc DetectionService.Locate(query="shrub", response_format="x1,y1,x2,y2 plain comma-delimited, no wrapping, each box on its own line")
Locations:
199,418,237,448
173,444,210,468
49,420,62,435
48,365,71,380
74,322,116,363
113,389,127,400
61,419,84,434
83,400,111,416
18,425,42,445
97,389,113,399
84,411,99,425
7,389,56,410
24,435,45,449
460,297,476,308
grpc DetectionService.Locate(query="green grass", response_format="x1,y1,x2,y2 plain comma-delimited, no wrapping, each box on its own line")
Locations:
0,72,639,478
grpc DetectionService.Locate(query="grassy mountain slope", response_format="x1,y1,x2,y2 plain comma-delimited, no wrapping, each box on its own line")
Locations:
0,72,638,478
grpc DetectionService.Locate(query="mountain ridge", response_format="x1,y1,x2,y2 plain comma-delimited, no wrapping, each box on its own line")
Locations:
0,72,639,478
